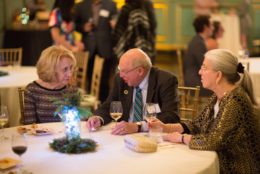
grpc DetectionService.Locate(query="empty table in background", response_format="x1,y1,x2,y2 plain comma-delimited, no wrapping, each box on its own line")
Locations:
0,66,38,126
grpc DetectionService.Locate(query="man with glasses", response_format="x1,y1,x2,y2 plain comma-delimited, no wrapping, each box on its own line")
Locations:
86,48,180,135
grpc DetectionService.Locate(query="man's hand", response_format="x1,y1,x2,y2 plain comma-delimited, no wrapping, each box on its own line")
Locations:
86,116,102,131
111,121,138,135
84,22,94,32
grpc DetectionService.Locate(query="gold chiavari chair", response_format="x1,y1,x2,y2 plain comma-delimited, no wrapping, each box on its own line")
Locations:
81,55,104,110
177,49,184,86
18,87,25,124
0,48,22,66
90,55,104,100
73,51,89,93
178,86,200,120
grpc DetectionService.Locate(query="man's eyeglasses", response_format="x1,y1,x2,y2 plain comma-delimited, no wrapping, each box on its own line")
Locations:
118,66,142,75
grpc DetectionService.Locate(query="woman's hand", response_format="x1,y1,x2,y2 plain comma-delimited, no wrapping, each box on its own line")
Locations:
163,132,192,144
84,22,94,32
75,41,85,51
163,132,182,143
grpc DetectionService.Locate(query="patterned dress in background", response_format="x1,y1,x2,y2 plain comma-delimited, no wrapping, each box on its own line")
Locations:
48,8,76,45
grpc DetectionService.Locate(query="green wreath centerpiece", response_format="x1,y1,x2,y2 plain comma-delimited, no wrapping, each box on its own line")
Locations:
50,137,97,154
49,88,97,154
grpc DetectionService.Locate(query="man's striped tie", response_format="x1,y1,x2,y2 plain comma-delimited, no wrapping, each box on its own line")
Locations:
133,86,143,122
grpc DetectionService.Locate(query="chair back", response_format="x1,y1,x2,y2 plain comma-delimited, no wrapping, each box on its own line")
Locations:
0,48,22,66
90,55,104,99
73,51,89,92
178,86,200,120
18,87,25,124
177,49,184,86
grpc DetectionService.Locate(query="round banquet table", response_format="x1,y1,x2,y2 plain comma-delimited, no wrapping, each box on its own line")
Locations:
0,66,38,126
0,122,219,174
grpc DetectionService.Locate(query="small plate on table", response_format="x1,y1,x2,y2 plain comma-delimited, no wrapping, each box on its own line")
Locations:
17,124,53,136
0,157,20,170
30,128,53,136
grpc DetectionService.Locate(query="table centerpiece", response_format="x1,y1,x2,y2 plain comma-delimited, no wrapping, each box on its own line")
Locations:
49,89,97,154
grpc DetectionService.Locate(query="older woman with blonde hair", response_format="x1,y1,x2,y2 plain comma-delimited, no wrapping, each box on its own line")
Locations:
23,45,77,124
150,49,260,173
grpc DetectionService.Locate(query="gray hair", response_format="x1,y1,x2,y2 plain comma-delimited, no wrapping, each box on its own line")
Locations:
205,49,257,105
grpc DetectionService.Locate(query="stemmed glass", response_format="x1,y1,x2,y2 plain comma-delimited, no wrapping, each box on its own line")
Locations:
144,103,157,123
144,103,162,142
0,105,9,140
11,133,28,174
110,101,123,126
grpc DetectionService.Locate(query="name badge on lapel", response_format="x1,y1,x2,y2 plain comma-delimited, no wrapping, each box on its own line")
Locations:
99,9,109,18
124,90,128,95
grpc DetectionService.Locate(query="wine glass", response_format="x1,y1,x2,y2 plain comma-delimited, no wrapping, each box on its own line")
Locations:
144,103,157,123
11,133,28,173
0,105,9,140
144,103,162,142
110,101,123,126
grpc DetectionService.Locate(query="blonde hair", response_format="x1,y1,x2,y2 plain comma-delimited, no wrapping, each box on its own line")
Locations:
205,49,257,105
36,45,76,82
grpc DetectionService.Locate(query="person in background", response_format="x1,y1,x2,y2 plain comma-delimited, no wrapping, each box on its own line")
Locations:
194,0,219,16
150,49,260,174
183,15,213,97
74,0,117,102
113,0,157,64
206,21,224,50
86,48,180,135
49,0,84,52
26,0,47,21
23,45,77,124
238,0,252,50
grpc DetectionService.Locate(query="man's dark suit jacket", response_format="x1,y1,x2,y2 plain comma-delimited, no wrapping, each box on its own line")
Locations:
94,67,180,124
74,0,117,59
184,34,212,96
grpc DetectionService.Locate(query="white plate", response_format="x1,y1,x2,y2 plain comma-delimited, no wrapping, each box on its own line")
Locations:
30,128,53,136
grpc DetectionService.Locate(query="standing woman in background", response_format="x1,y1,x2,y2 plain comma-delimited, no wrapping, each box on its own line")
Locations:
113,0,157,64
49,0,84,52
238,0,252,50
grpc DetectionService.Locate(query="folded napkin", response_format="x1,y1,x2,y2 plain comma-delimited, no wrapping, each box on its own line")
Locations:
124,134,158,153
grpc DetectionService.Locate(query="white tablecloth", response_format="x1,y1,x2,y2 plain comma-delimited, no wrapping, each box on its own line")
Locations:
0,66,38,126
0,122,219,174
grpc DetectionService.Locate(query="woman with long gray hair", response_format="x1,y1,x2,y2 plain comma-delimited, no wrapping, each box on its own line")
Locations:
150,49,260,173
